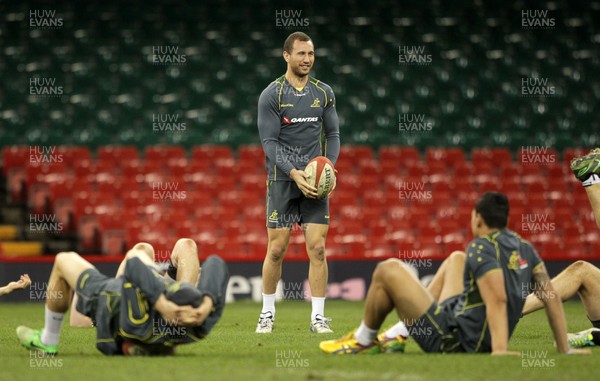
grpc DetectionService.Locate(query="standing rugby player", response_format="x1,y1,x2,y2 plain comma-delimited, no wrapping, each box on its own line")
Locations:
256,31,340,333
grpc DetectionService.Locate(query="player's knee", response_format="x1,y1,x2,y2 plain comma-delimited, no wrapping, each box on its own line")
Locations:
307,242,326,262
449,250,466,263
175,238,197,253
55,251,78,266
132,242,154,257
570,260,591,276
267,245,287,262
374,258,401,279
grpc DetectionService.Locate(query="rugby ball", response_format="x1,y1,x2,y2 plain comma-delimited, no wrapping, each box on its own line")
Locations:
304,156,336,199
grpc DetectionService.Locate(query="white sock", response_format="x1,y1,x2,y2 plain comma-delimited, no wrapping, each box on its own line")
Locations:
41,305,64,346
311,297,325,320
354,321,378,346
261,293,276,318
583,174,600,187
384,320,409,338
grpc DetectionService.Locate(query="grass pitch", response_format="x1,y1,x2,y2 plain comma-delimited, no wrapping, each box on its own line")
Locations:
0,300,597,381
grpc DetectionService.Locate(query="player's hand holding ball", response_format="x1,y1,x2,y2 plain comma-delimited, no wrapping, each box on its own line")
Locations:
290,169,319,199
303,156,336,199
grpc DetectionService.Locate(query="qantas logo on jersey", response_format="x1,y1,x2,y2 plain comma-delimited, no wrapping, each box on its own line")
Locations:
282,116,319,124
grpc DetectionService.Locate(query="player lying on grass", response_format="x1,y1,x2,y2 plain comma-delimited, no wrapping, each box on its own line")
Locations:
16,240,229,356
319,192,590,355
69,238,201,327
379,258,600,352
0,274,31,296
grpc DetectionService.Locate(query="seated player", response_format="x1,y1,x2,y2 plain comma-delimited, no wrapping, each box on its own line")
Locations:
16,240,229,356
319,192,590,355
375,250,469,353
376,150,600,352
0,274,31,297
380,258,600,352
69,238,200,327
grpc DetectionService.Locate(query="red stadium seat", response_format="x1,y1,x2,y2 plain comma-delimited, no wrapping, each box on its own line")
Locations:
363,191,387,209
340,145,373,162
359,175,381,191
425,147,465,167
471,161,495,176
546,179,569,193
102,230,127,256
192,145,233,162
454,178,474,193
145,146,186,162
166,158,191,177
78,214,101,252
97,146,139,165
2,146,29,175
333,157,355,175
405,161,429,177
546,163,567,178
489,148,512,163
499,179,522,194
563,148,587,165
358,159,383,176
471,148,494,164
473,175,500,193
238,145,264,164
56,146,92,166
499,162,521,178
379,146,420,163
454,162,474,177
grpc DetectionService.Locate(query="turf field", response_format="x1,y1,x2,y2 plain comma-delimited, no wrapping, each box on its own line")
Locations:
0,300,597,381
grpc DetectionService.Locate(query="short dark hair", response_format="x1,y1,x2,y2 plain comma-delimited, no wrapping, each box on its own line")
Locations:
475,192,509,229
283,31,312,54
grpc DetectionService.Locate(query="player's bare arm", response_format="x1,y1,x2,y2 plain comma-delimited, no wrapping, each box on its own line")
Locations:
0,274,31,296
477,269,516,355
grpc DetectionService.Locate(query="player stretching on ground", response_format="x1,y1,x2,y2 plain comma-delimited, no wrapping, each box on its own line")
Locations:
0,274,31,297
376,149,600,351
320,192,589,355
17,241,229,355
69,238,201,327
380,257,600,352
256,31,340,333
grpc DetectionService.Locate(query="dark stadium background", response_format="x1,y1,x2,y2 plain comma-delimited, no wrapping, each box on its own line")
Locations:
1,0,599,301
